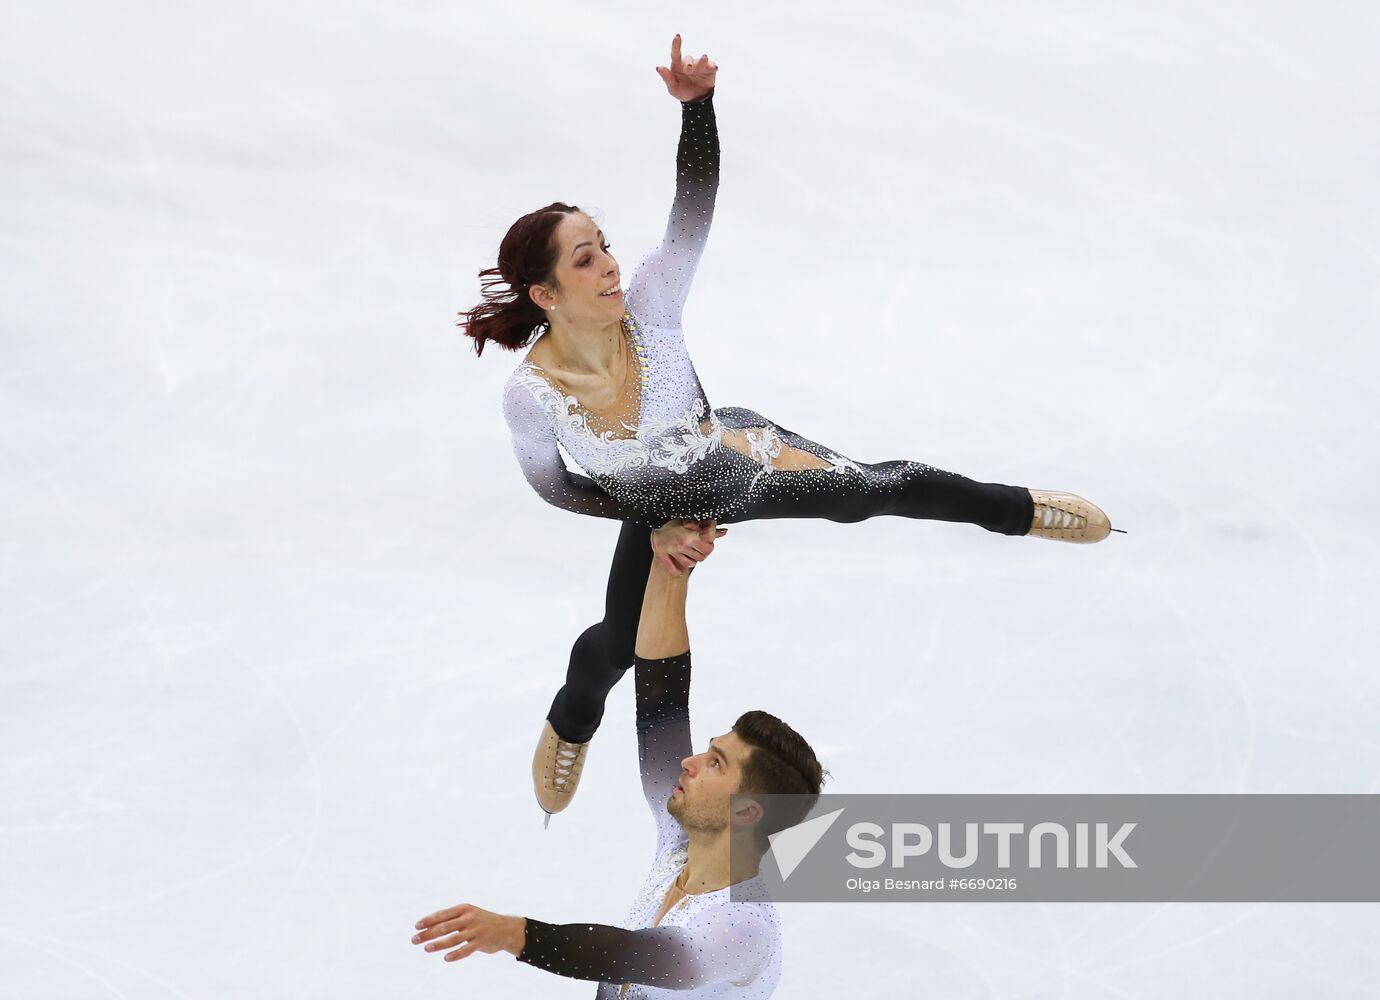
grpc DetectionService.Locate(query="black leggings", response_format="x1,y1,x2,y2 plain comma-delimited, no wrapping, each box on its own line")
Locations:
546,460,1033,742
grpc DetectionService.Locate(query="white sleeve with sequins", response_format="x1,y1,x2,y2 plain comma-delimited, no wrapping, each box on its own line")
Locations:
501,372,645,522
517,903,775,991
623,89,719,333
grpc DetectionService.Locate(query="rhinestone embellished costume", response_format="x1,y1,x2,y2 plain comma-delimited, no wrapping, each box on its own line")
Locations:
506,90,1034,746
502,89,870,529
497,88,1044,999
518,650,780,998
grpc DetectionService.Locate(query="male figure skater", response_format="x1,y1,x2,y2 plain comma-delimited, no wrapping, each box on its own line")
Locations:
411,522,825,997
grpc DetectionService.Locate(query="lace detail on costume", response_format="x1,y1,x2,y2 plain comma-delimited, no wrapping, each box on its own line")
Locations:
640,398,724,473
510,363,654,476
824,451,864,475
745,426,783,469
513,363,725,478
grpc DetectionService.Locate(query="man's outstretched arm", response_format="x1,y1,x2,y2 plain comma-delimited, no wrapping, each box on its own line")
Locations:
412,900,771,990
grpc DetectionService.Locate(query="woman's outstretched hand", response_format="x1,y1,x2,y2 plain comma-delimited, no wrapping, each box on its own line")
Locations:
655,33,716,102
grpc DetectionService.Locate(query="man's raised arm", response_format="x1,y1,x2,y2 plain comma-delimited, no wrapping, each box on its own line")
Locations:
633,522,722,831
636,549,692,660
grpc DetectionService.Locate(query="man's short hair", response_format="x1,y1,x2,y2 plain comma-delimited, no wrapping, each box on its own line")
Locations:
732,710,826,851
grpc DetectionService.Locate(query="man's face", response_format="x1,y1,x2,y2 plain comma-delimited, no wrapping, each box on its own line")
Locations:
666,730,753,834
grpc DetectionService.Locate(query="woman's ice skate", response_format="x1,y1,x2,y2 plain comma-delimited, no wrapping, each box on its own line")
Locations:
1027,491,1116,543
533,721,589,827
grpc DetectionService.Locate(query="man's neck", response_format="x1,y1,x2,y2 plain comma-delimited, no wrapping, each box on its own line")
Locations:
680,828,761,894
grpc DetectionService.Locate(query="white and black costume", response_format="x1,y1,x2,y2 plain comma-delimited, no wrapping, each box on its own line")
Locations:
518,649,781,998
501,90,1033,742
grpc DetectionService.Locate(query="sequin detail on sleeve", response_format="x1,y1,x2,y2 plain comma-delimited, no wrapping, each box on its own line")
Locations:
624,89,719,333
516,907,776,996
634,650,694,860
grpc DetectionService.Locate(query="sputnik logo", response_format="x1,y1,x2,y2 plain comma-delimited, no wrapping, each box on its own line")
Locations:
766,808,846,881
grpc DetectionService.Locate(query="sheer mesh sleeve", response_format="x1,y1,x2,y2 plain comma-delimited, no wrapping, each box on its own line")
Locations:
624,89,719,332
502,375,646,522
634,650,693,859
516,906,772,990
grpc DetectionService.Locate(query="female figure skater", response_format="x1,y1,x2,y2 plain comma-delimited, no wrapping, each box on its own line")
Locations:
459,35,1117,822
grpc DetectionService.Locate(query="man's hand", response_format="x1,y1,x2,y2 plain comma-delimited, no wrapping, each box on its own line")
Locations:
412,903,526,962
652,519,727,576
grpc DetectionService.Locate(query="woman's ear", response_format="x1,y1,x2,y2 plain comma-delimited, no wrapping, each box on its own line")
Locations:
529,284,554,312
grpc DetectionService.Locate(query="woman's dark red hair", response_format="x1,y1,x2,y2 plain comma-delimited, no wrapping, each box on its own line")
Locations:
458,202,583,356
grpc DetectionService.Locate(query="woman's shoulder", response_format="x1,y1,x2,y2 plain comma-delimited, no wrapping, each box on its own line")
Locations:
502,344,548,391
502,353,562,427
504,342,600,445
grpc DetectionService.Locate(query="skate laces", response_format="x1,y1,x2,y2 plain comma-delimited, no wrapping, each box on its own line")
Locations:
550,739,586,790
1033,501,1086,531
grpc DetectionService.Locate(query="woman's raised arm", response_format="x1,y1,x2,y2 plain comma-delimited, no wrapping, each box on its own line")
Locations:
624,35,721,331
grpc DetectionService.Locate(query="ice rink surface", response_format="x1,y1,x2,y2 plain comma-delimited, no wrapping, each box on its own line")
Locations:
3,1,1378,996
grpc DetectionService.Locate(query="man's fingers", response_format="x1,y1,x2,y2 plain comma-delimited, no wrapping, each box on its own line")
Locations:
424,932,465,952
414,917,471,944
416,904,469,930
444,940,479,962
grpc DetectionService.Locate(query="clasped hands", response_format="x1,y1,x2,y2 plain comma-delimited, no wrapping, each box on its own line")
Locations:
652,519,727,576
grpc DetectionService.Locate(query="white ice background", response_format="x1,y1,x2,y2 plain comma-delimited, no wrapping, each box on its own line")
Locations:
2,1,1379,997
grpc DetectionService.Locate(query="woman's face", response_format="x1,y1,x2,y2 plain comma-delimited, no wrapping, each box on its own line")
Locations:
537,212,624,325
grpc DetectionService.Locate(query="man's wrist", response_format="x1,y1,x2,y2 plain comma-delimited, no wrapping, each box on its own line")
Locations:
649,556,690,583
506,915,527,956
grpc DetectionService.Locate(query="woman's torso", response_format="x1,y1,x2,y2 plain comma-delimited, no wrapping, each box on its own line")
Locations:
508,311,775,520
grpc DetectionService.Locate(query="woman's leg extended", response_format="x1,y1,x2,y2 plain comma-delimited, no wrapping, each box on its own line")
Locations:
726,459,1034,535
545,519,654,743
711,408,1031,535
